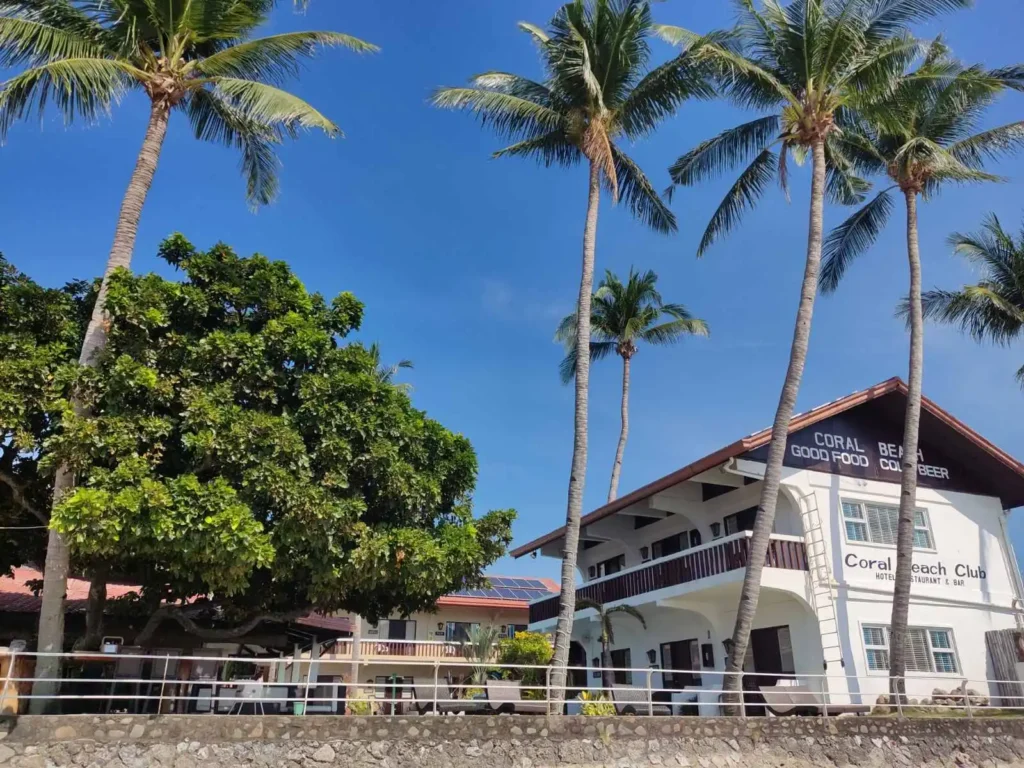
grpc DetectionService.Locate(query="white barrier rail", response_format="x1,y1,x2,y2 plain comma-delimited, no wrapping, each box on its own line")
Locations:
2,651,1022,717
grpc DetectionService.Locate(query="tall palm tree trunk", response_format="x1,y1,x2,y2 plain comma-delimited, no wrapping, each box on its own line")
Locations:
600,637,613,694
607,354,631,502
549,161,601,710
722,138,827,708
31,100,171,712
888,189,924,701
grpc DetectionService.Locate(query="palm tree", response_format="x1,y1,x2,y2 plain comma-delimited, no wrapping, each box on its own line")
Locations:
914,213,1024,385
658,0,970,706
461,624,503,686
432,0,717,705
0,0,375,709
575,597,645,693
818,41,1023,698
555,267,708,502
368,342,414,389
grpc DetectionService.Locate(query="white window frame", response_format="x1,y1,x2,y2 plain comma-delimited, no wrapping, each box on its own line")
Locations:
840,498,936,551
860,623,961,676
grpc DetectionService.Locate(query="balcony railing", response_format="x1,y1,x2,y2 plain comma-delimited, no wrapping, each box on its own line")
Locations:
529,532,807,624
325,639,493,661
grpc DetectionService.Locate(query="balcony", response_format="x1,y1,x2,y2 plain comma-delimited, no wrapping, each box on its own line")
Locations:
529,531,808,624
324,639,492,662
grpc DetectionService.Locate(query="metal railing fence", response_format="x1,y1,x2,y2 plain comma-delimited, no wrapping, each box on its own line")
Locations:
2,650,1019,717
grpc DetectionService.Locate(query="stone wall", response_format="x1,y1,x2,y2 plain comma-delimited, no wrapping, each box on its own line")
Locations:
3,714,1024,768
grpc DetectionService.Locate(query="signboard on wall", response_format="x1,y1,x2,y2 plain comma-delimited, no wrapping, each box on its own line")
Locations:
742,409,988,497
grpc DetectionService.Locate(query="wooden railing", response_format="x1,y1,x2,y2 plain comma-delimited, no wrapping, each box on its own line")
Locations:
529,533,807,624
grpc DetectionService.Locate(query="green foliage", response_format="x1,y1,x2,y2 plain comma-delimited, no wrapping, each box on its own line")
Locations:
578,690,615,716
1,235,514,631
0,255,92,574
346,693,374,716
911,213,1024,385
432,0,723,235
555,267,708,382
0,1,377,206
498,630,553,696
462,624,503,684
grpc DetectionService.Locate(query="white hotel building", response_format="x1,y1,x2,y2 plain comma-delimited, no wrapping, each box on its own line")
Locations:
513,378,1024,709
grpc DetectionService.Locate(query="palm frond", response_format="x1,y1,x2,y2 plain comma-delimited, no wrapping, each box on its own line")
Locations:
917,287,1024,344
186,87,282,208
618,47,716,140
668,115,779,187
205,77,339,136
517,21,550,46
820,188,896,294
639,316,709,345
697,147,777,257
0,56,136,137
193,31,377,83
493,130,579,167
863,0,973,43
606,604,646,631
612,144,676,234
0,14,106,67
948,122,1024,168
431,85,564,143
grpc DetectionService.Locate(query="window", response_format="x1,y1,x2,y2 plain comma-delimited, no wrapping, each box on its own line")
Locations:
842,501,934,548
609,648,632,685
651,532,689,560
596,554,625,577
724,507,758,535
445,621,479,643
661,639,701,688
862,625,959,674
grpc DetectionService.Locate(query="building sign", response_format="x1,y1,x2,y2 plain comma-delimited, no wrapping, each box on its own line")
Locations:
843,552,987,588
742,409,987,496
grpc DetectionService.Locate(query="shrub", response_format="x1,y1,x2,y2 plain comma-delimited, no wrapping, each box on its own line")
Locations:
578,691,615,716
497,631,553,697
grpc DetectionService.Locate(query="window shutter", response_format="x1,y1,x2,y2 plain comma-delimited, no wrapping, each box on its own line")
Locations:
905,629,931,672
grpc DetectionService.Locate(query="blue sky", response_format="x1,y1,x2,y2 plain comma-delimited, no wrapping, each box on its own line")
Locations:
2,1,1023,580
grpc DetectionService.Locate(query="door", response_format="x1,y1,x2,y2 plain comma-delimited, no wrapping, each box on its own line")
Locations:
388,620,408,640
660,639,701,689
745,626,795,715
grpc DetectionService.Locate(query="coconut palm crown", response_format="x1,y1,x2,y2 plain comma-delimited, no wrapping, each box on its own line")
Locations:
0,0,376,207
660,0,975,255
432,0,721,232
820,40,1024,290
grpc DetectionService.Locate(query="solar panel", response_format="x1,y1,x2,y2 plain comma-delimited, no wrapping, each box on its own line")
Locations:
489,577,511,588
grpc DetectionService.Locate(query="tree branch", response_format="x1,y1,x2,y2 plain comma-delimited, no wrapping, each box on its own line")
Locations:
136,604,310,647
0,468,48,524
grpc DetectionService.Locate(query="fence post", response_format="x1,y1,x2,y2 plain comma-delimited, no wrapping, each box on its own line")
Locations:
646,668,654,716
895,678,904,718
302,658,311,716
962,680,973,719
0,651,15,711
432,660,440,713
738,672,746,719
157,655,170,714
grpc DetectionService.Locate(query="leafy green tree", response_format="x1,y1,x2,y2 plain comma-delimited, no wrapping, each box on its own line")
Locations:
497,630,553,698
432,0,717,705
556,268,707,502
0,237,514,656
575,597,645,693
0,1,375,696
818,41,1023,697
659,0,970,706
912,213,1024,385
0,257,91,576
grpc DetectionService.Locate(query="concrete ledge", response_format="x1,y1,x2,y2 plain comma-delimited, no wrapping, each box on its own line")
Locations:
2,714,1024,767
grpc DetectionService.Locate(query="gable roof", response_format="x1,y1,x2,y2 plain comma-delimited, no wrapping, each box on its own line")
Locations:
510,377,1024,558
